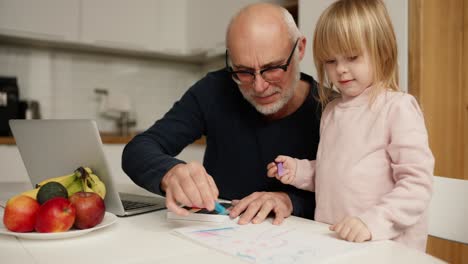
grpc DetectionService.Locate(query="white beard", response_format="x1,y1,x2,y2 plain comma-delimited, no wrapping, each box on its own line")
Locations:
239,66,300,115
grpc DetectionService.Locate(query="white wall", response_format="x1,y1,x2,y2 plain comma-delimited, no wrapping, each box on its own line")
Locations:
0,44,209,184
299,0,408,92
0,45,202,132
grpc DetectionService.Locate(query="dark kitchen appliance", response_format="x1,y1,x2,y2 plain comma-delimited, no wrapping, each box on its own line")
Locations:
0,77,22,136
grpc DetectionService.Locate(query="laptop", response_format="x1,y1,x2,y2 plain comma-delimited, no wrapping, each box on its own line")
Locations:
9,119,166,217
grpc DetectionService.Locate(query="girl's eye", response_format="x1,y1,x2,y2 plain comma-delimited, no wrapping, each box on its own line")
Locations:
325,59,336,64
347,56,358,61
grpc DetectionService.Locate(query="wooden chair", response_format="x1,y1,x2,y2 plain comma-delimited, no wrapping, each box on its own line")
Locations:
428,176,468,244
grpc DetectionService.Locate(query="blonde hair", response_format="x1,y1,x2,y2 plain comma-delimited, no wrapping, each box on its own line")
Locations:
313,0,399,107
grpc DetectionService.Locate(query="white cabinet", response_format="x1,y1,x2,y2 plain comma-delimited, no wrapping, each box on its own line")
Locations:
157,0,189,55
187,0,292,57
0,0,295,60
187,0,263,57
0,0,80,41
80,0,160,52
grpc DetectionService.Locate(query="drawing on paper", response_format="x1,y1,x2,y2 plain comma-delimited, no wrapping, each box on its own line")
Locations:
175,222,369,263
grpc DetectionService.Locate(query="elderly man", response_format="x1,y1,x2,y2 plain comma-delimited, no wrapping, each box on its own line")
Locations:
122,3,321,225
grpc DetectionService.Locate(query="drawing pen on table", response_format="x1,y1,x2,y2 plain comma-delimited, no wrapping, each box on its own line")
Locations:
214,201,229,215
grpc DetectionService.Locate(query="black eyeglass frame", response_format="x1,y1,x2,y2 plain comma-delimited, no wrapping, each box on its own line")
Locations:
225,38,300,84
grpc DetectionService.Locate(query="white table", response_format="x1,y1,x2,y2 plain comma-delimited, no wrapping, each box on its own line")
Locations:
0,183,445,264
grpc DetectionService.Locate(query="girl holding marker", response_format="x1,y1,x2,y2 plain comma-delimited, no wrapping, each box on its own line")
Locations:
267,0,434,251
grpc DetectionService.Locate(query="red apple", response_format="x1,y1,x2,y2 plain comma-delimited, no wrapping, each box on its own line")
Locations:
35,197,76,233
3,195,40,232
69,192,105,230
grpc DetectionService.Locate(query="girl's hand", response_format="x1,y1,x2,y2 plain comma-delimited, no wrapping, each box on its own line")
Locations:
329,216,371,243
266,155,297,184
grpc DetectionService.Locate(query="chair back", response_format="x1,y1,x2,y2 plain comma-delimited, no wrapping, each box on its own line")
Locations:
428,176,468,244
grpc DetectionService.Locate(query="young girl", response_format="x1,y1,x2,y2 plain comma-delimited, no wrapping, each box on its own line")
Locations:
267,0,434,251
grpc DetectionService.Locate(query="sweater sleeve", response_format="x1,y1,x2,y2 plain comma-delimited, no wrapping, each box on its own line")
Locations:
291,159,317,192
358,94,434,241
285,186,315,219
121,79,208,195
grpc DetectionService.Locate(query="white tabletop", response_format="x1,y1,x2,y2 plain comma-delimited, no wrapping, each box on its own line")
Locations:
0,183,445,264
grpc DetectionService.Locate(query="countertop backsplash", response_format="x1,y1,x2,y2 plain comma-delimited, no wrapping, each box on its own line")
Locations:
0,44,212,133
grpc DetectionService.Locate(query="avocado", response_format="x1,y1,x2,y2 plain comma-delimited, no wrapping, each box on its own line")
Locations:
37,181,68,205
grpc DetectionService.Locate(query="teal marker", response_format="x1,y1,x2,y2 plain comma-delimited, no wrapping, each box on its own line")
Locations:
214,201,229,215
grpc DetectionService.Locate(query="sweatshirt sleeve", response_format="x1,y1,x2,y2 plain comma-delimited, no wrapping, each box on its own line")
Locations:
358,94,434,241
291,159,317,192
121,79,208,195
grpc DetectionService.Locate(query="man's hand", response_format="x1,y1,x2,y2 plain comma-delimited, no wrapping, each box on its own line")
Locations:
329,216,371,242
161,161,219,216
229,192,293,225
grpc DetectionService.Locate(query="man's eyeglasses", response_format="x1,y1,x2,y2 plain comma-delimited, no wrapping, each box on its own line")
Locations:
225,38,299,85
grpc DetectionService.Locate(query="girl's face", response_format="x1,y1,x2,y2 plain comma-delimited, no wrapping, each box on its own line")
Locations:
324,49,374,100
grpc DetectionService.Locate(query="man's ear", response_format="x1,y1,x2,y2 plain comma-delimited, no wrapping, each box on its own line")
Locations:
298,37,307,61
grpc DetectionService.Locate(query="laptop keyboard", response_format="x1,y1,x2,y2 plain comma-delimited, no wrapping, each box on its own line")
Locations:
122,200,156,210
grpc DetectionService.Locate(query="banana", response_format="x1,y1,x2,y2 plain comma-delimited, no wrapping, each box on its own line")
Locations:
66,178,84,196
84,167,93,174
19,166,91,200
73,166,106,199
81,178,93,192
88,173,106,199
35,170,79,189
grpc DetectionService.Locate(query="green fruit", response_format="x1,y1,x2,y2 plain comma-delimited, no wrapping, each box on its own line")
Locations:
36,182,68,205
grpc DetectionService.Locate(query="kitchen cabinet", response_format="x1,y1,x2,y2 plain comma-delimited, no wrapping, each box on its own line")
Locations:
0,0,194,58
156,0,189,55
187,0,238,57
187,0,298,58
0,0,297,61
80,0,160,52
0,0,80,42
187,0,271,57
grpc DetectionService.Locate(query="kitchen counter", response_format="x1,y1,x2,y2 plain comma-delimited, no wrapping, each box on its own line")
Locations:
0,133,206,145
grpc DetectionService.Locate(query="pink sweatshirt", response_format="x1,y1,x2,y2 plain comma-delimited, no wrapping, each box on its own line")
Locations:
292,88,434,251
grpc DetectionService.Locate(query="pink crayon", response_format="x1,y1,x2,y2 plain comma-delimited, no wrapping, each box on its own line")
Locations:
277,162,284,177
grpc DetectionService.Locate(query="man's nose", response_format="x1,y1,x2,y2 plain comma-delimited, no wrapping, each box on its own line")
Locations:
252,73,269,93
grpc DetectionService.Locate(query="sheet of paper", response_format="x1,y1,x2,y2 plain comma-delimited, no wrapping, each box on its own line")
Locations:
173,221,372,263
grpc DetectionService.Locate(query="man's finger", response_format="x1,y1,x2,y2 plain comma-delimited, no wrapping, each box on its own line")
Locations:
179,171,204,208
229,194,257,218
272,205,286,225
252,200,274,224
238,200,261,225
207,174,219,198
169,180,192,207
165,189,190,216
193,171,216,210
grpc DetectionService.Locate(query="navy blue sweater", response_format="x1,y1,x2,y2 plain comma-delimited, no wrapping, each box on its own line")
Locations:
122,69,321,219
